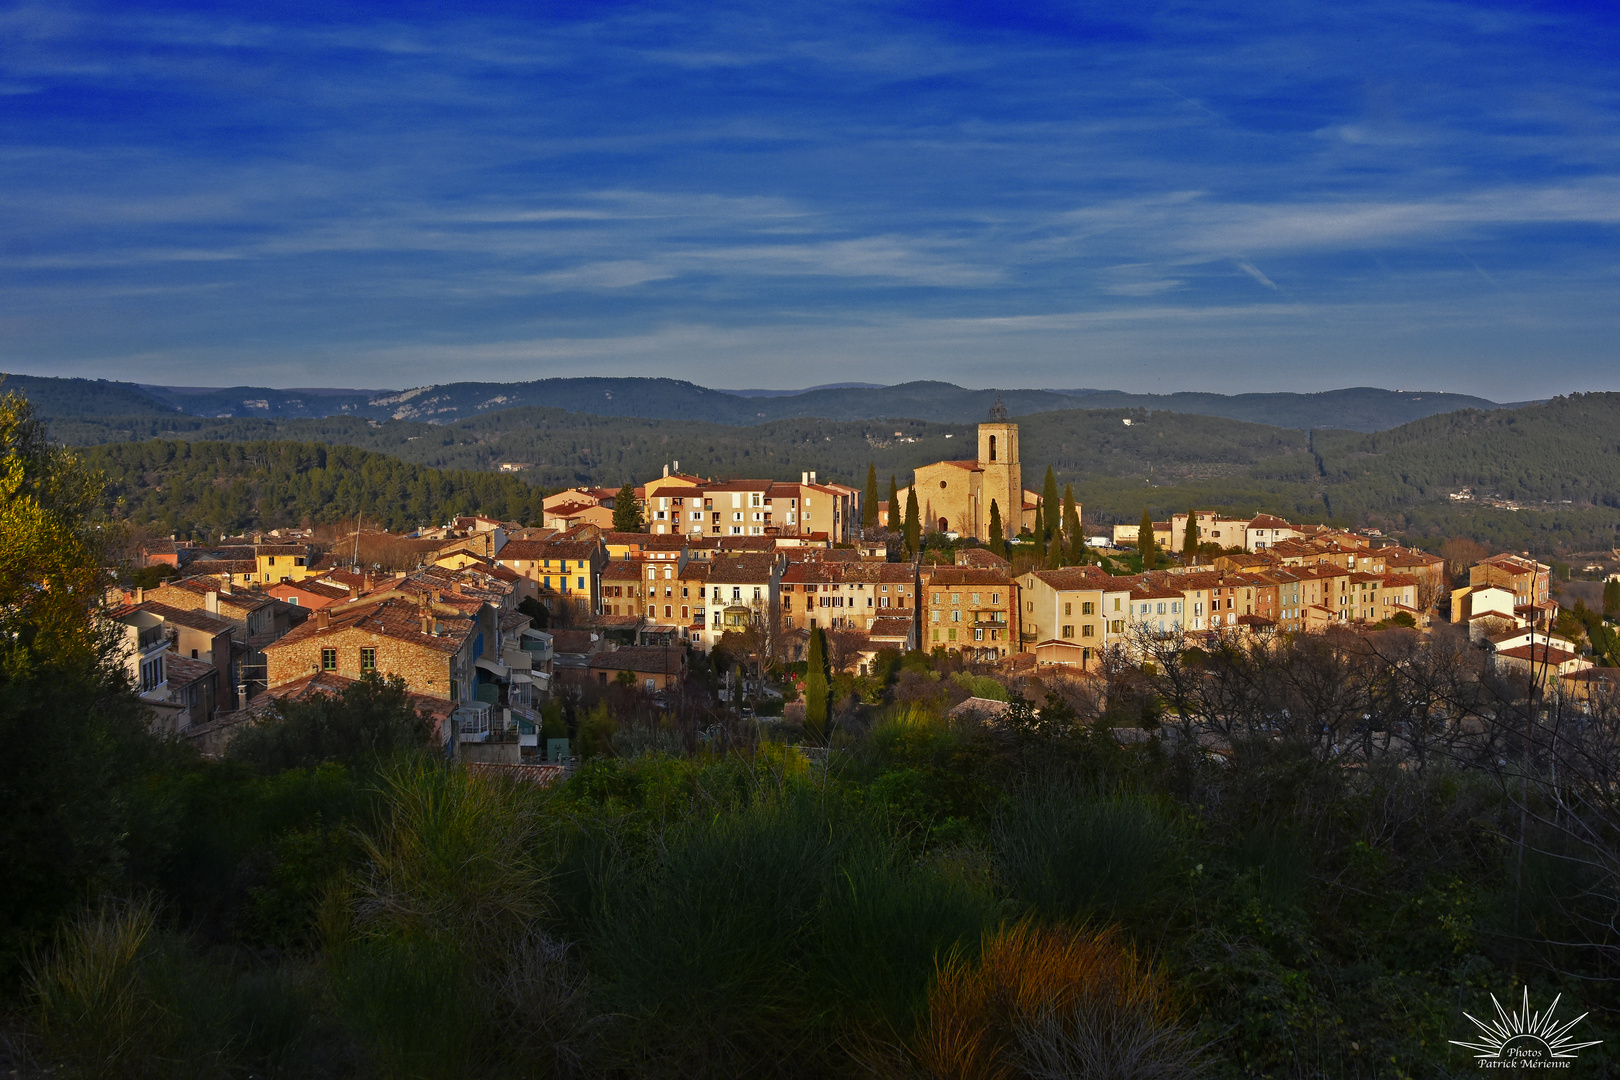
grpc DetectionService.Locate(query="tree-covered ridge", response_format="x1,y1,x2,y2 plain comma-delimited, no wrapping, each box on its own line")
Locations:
54,404,1311,492
86,439,550,536
1314,392,1620,510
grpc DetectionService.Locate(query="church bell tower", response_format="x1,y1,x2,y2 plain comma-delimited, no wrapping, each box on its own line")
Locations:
978,396,1020,539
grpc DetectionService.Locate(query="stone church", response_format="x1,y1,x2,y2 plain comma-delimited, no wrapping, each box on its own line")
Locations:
897,408,1040,542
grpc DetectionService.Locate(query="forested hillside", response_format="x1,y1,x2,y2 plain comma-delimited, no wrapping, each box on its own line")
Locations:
1313,392,1620,510
53,405,1311,493
85,440,550,536
43,385,1620,555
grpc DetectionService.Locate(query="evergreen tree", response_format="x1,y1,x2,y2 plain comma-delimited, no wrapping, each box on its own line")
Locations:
863,462,879,530
1184,513,1199,562
1138,508,1157,569
988,500,1004,558
612,481,644,532
1605,578,1620,618
903,487,921,558
1046,528,1063,569
1041,466,1060,541
804,626,830,743
887,475,899,532
1062,484,1081,561
1033,499,1045,548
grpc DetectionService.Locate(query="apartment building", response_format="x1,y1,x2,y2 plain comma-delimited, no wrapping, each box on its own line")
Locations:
919,565,1018,660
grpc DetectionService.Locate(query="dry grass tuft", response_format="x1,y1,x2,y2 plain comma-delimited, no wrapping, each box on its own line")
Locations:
908,920,1207,1080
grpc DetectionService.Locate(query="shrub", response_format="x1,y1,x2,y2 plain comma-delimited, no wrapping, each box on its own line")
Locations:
995,785,1185,927
226,674,434,775
903,921,1207,1080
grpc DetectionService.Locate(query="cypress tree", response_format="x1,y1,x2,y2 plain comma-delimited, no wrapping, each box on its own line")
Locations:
804,627,829,742
1041,466,1060,541
1605,578,1620,617
988,500,1004,557
1046,529,1063,569
1184,513,1199,561
1138,508,1157,569
903,487,921,558
612,481,643,532
1062,484,1081,562
887,475,900,531
863,462,879,530
1033,499,1045,547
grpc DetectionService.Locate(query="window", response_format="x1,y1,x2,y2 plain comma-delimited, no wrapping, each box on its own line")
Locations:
948,628,957,641
932,628,940,641
930,610,939,622
974,628,984,641
952,593,961,604
1082,601,1094,615
971,593,980,605
321,648,337,671
951,610,961,622
992,593,1000,604
1062,624,1074,638
1064,602,1071,616
1082,624,1095,638
360,648,376,672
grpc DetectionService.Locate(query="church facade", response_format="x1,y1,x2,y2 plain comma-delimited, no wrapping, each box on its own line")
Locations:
898,418,1040,542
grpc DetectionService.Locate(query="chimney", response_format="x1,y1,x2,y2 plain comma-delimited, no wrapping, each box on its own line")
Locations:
673,460,679,471
810,471,817,484
315,609,329,630
134,586,144,605
663,464,669,477
801,471,809,485
421,614,432,636
205,590,219,615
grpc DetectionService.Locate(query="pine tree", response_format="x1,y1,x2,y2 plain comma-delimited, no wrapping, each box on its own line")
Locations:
863,462,879,530
612,481,643,532
1062,484,1081,562
1184,513,1199,562
1042,466,1059,541
1138,508,1157,569
887,475,899,532
988,500,1004,557
804,626,830,742
903,487,921,558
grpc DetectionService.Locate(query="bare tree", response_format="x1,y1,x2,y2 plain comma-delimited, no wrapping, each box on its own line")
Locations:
825,627,871,674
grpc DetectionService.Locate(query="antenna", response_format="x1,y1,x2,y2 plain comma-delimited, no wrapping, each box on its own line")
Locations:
353,503,363,570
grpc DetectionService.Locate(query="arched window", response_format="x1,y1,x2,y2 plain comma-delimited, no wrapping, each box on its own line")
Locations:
938,518,949,532
989,435,997,461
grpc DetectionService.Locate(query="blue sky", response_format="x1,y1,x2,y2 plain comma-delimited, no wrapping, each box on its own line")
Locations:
1,1,1617,398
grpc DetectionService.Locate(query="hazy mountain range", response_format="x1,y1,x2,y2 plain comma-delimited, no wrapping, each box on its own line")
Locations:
1,373,1513,433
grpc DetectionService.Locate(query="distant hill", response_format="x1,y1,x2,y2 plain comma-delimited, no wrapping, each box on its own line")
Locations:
4,372,1510,432
0,373,180,417
139,384,377,418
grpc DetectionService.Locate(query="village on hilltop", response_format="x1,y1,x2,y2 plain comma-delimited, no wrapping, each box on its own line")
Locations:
109,408,1612,768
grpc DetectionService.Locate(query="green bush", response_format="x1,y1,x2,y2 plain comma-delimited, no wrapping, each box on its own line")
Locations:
995,783,1186,927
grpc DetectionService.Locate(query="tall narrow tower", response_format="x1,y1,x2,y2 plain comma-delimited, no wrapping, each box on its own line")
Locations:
978,396,1020,540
